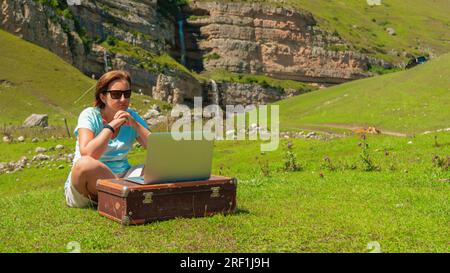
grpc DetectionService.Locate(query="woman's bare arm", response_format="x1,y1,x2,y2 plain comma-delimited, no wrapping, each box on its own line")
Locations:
78,128,113,159
134,122,151,149
78,118,127,159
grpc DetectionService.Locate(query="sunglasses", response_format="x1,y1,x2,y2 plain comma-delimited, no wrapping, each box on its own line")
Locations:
104,89,132,99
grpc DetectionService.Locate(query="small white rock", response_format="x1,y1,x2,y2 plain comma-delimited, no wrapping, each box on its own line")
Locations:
3,136,11,143
35,147,47,153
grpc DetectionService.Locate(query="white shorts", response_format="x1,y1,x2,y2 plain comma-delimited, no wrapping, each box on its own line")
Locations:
65,164,144,208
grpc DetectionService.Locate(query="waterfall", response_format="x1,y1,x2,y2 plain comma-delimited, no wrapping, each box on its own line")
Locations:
210,79,219,106
178,19,187,66
103,50,110,72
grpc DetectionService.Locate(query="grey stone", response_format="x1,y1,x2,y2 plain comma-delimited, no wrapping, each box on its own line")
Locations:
17,136,25,142
386,27,396,36
151,104,161,112
35,147,47,153
55,144,64,150
143,109,160,120
23,114,48,127
33,154,50,161
2,136,11,143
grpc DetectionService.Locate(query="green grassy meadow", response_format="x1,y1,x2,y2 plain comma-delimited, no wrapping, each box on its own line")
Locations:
276,53,450,134
0,132,449,252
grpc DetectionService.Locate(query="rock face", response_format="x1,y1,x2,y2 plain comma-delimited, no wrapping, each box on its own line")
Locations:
184,1,385,84
68,0,176,92
0,0,86,67
70,0,172,54
0,0,176,94
152,72,202,105
207,81,308,106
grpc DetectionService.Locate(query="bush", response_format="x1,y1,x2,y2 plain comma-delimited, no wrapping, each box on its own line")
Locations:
432,155,450,171
358,135,380,172
106,36,118,46
283,142,302,172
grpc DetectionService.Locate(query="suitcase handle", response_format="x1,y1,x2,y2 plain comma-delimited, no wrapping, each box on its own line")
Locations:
140,186,224,205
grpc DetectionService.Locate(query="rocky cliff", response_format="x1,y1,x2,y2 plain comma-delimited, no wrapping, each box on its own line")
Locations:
184,1,386,84
0,0,180,94
1,0,387,106
1,0,86,69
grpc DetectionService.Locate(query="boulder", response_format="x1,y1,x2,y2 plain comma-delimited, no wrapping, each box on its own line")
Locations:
23,114,48,127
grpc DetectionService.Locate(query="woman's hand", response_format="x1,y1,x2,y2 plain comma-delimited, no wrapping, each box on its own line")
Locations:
114,110,137,128
108,117,127,131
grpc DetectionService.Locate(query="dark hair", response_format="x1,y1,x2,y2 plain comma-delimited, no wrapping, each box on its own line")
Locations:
94,70,131,109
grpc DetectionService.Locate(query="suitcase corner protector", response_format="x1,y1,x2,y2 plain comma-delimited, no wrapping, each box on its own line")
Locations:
121,186,130,198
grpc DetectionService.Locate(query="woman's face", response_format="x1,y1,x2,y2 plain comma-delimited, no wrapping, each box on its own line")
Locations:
100,79,131,112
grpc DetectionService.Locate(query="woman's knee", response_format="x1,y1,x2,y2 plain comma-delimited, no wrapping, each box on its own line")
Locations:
73,156,100,173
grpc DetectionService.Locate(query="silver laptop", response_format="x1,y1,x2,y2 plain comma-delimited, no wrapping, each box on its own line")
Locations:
125,132,214,184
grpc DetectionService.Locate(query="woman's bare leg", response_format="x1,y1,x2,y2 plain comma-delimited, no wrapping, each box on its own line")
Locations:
70,156,117,201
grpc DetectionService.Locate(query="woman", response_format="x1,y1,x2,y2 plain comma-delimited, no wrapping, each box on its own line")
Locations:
65,70,151,208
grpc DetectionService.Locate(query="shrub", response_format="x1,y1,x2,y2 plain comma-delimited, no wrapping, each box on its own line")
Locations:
283,141,302,172
106,36,118,46
358,135,380,171
432,155,450,171
321,156,337,171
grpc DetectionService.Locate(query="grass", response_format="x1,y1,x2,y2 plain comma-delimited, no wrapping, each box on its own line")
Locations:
194,0,450,64
102,37,193,76
275,53,450,134
0,132,449,252
0,30,170,127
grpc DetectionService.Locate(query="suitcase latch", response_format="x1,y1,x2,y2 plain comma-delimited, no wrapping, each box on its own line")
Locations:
210,187,221,198
143,192,153,204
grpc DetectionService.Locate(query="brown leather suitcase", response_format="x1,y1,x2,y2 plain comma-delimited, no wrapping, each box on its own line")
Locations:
96,176,237,225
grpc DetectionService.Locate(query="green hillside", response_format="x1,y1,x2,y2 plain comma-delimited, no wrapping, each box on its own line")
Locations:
195,0,450,64
276,53,450,134
0,29,167,127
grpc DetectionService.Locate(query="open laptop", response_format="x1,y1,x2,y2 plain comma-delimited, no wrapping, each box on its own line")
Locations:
125,132,214,184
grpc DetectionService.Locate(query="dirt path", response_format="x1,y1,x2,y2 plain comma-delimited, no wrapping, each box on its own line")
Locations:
319,123,409,137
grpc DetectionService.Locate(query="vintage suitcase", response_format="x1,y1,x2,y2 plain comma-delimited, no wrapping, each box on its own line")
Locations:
96,175,237,225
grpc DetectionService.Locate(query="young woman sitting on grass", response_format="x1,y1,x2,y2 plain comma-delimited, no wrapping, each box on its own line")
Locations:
64,70,151,208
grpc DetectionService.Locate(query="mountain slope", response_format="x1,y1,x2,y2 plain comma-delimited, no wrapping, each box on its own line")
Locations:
0,29,96,125
0,29,166,126
276,53,450,134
